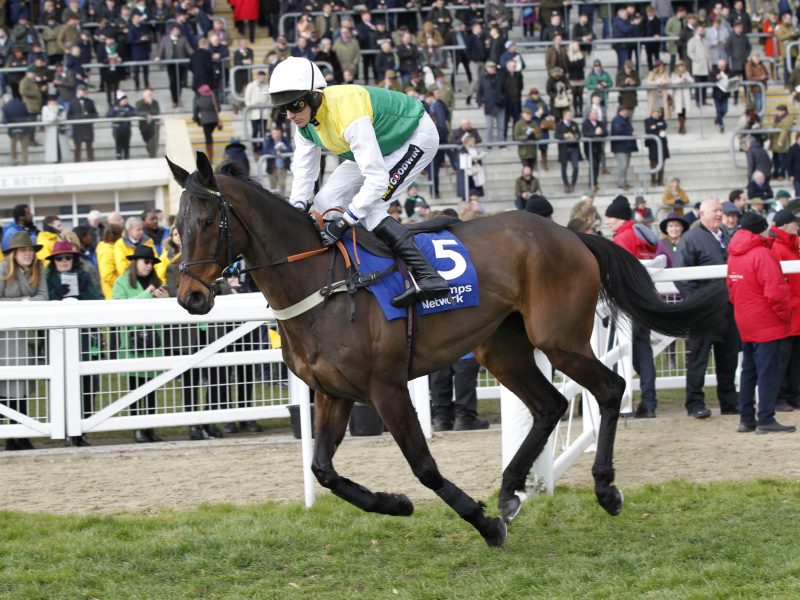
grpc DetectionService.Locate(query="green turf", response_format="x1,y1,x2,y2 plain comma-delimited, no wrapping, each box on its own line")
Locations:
2,480,800,599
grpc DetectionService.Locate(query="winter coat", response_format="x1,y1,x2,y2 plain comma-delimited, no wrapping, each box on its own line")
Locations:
745,60,769,94
655,238,679,269
154,34,193,60
46,264,102,301
193,94,219,126
513,118,540,160
746,140,773,179
670,71,694,115
190,48,214,90
769,225,800,336
128,22,152,61
476,72,505,116
232,0,259,21
763,19,779,58
96,240,118,299
675,224,729,297
727,229,791,343
465,32,488,63
41,103,68,164
706,24,730,64
644,116,670,163
19,76,42,114
581,118,606,160
67,95,98,143
747,179,774,202
2,98,31,138
555,119,582,163
615,68,640,110
107,103,135,137
610,114,637,154
35,230,58,262
687,35,712,76
770,112,794,155
612,220,657,259
0,259,47,399
710,65,732,102
111,272,166,378
665,16,684,56
787,143,800,180
725,32,752,73
332,38,361,75
585,69,613,103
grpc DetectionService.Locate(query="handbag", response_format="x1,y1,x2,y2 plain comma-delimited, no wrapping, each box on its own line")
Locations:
554,91,571,108
540,116,556,130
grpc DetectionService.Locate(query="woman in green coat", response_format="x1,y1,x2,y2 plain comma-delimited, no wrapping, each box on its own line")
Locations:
111,245,168,444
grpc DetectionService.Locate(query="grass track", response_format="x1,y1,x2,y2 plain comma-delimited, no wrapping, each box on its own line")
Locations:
2,480,800,599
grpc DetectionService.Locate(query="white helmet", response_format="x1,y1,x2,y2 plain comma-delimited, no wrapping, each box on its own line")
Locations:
269,57,327,106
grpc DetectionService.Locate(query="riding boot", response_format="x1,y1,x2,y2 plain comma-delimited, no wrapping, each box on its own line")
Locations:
649,161,657,185
205,142,214,164
541,154,549,171
372,217,451,308
15,437,34,450
678,115,686,134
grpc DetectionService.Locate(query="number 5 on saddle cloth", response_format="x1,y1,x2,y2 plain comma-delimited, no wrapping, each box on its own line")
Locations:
341,228,480,321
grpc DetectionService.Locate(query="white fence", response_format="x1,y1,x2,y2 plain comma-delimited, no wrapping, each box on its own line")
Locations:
2,260,799,507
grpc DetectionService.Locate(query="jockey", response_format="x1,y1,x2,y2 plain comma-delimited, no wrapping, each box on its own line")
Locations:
268,57,451,308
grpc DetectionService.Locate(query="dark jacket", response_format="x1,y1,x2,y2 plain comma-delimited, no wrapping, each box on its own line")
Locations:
190,47,214,90
725,32,752,72
746,140,773,179
465,32,488,63
193,94,218,125
107,102,135,136
615,68,640,109
46,265,102,301
787,142,800,179
710,65,732,101
581,117,606,159
610,114,637,154
644,116,670,162
135,98,160,138
747,179,774,202
501,70,523,104
67,95,98,143
555,119,582,163
675,224,730,296
476,72,505,115
2,98,31,137
128,22,152,61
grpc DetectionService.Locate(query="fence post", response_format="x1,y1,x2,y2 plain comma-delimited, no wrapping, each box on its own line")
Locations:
62,327,82,439
292,371,315,508
49,328,69,440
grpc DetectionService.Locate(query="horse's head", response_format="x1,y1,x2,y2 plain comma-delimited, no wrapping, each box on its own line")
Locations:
167,151,244,315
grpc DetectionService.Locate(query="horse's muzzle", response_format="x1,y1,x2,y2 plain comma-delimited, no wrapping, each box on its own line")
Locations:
178,290,212,315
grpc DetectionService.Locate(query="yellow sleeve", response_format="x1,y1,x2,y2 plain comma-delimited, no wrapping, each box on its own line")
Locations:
113,238,129,279
97,243,118,300
155,248,169,282
36,232,55,262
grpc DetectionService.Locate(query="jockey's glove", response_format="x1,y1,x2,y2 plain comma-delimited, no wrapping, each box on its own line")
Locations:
292,199,311,212
320,217,351,247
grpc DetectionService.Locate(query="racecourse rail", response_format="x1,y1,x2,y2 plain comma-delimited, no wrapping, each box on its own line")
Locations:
1,260,799,508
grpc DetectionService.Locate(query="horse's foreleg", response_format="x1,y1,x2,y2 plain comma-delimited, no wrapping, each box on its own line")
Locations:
310,392,414,516
474,318,567,524
547,348,626,516
372,384,506,547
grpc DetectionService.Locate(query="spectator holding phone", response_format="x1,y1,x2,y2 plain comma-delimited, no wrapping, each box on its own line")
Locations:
112,245,167,444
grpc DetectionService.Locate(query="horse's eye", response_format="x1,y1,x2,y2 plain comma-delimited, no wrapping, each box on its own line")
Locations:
204,217,214,227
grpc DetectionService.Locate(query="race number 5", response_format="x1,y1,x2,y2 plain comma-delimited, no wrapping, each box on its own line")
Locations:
432,239,467,280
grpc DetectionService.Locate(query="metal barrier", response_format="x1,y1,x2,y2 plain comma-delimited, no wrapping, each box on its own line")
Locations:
729,126,798,170
227,61,334,103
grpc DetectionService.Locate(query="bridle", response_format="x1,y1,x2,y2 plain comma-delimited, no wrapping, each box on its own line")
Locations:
178,181,332,302
178,185,245,299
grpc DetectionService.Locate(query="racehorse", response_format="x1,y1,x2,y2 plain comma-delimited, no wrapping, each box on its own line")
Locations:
168,152,727,547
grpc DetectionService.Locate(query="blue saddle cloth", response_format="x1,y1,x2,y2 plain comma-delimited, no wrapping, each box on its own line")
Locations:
341,230,480,321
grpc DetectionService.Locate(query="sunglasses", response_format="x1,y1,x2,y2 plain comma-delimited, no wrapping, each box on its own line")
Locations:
277,97,307,114
140,259,155,265
54,255,74,262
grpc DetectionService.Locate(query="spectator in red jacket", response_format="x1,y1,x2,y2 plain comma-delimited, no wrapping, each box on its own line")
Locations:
605,195,659,417
727,212,795,434
769,209,800,411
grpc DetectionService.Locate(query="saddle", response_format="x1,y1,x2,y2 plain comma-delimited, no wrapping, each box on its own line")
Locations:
353,215,460,258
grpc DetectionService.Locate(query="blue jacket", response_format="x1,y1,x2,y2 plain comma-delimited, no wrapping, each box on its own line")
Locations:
263,135,293,173
610,115,637,154
465,32,488,63
128,23,152,61
2,223,38,251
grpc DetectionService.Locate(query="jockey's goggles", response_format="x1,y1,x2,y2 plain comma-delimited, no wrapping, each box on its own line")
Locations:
277,96,308,115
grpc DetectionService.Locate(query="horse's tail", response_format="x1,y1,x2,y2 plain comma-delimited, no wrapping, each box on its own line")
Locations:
575,231,728,338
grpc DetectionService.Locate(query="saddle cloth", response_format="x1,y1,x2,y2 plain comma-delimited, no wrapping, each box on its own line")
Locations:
341,227,480,321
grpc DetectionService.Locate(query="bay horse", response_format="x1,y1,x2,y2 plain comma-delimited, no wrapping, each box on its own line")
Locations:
168,153,727,547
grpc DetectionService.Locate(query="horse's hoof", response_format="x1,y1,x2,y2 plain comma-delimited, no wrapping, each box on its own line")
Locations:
376,492,414,516
482,517,507,548
598,487,624,516
500,496,522,524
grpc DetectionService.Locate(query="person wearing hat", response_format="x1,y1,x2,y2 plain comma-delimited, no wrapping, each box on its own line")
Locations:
476,59,506,143
106,89,135,160
44,239,102,447
772,188,793,218
655,212,689,268
604,195,659,418
727,212,795,434
770,105,794,182
524,194,554,219
112,243,168,444
499,39,526,74
769,209,800,410
540,9,566,42
67,83,98,162
585,59,613,104
720,201,741,238
0,231,47,452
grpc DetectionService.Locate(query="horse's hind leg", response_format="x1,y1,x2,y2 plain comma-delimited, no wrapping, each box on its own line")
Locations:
311,392,414,516
371,382,507,547
474,315,568,524
546,347,626,516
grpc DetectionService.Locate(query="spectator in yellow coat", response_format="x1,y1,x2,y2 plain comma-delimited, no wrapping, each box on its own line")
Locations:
96,223,123,299
35,215,64,262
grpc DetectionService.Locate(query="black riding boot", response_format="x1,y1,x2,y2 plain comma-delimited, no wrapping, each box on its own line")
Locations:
372,217,451,308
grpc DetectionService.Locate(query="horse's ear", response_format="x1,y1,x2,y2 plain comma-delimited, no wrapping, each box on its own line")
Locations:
196,151,215,184
165,156,189,187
